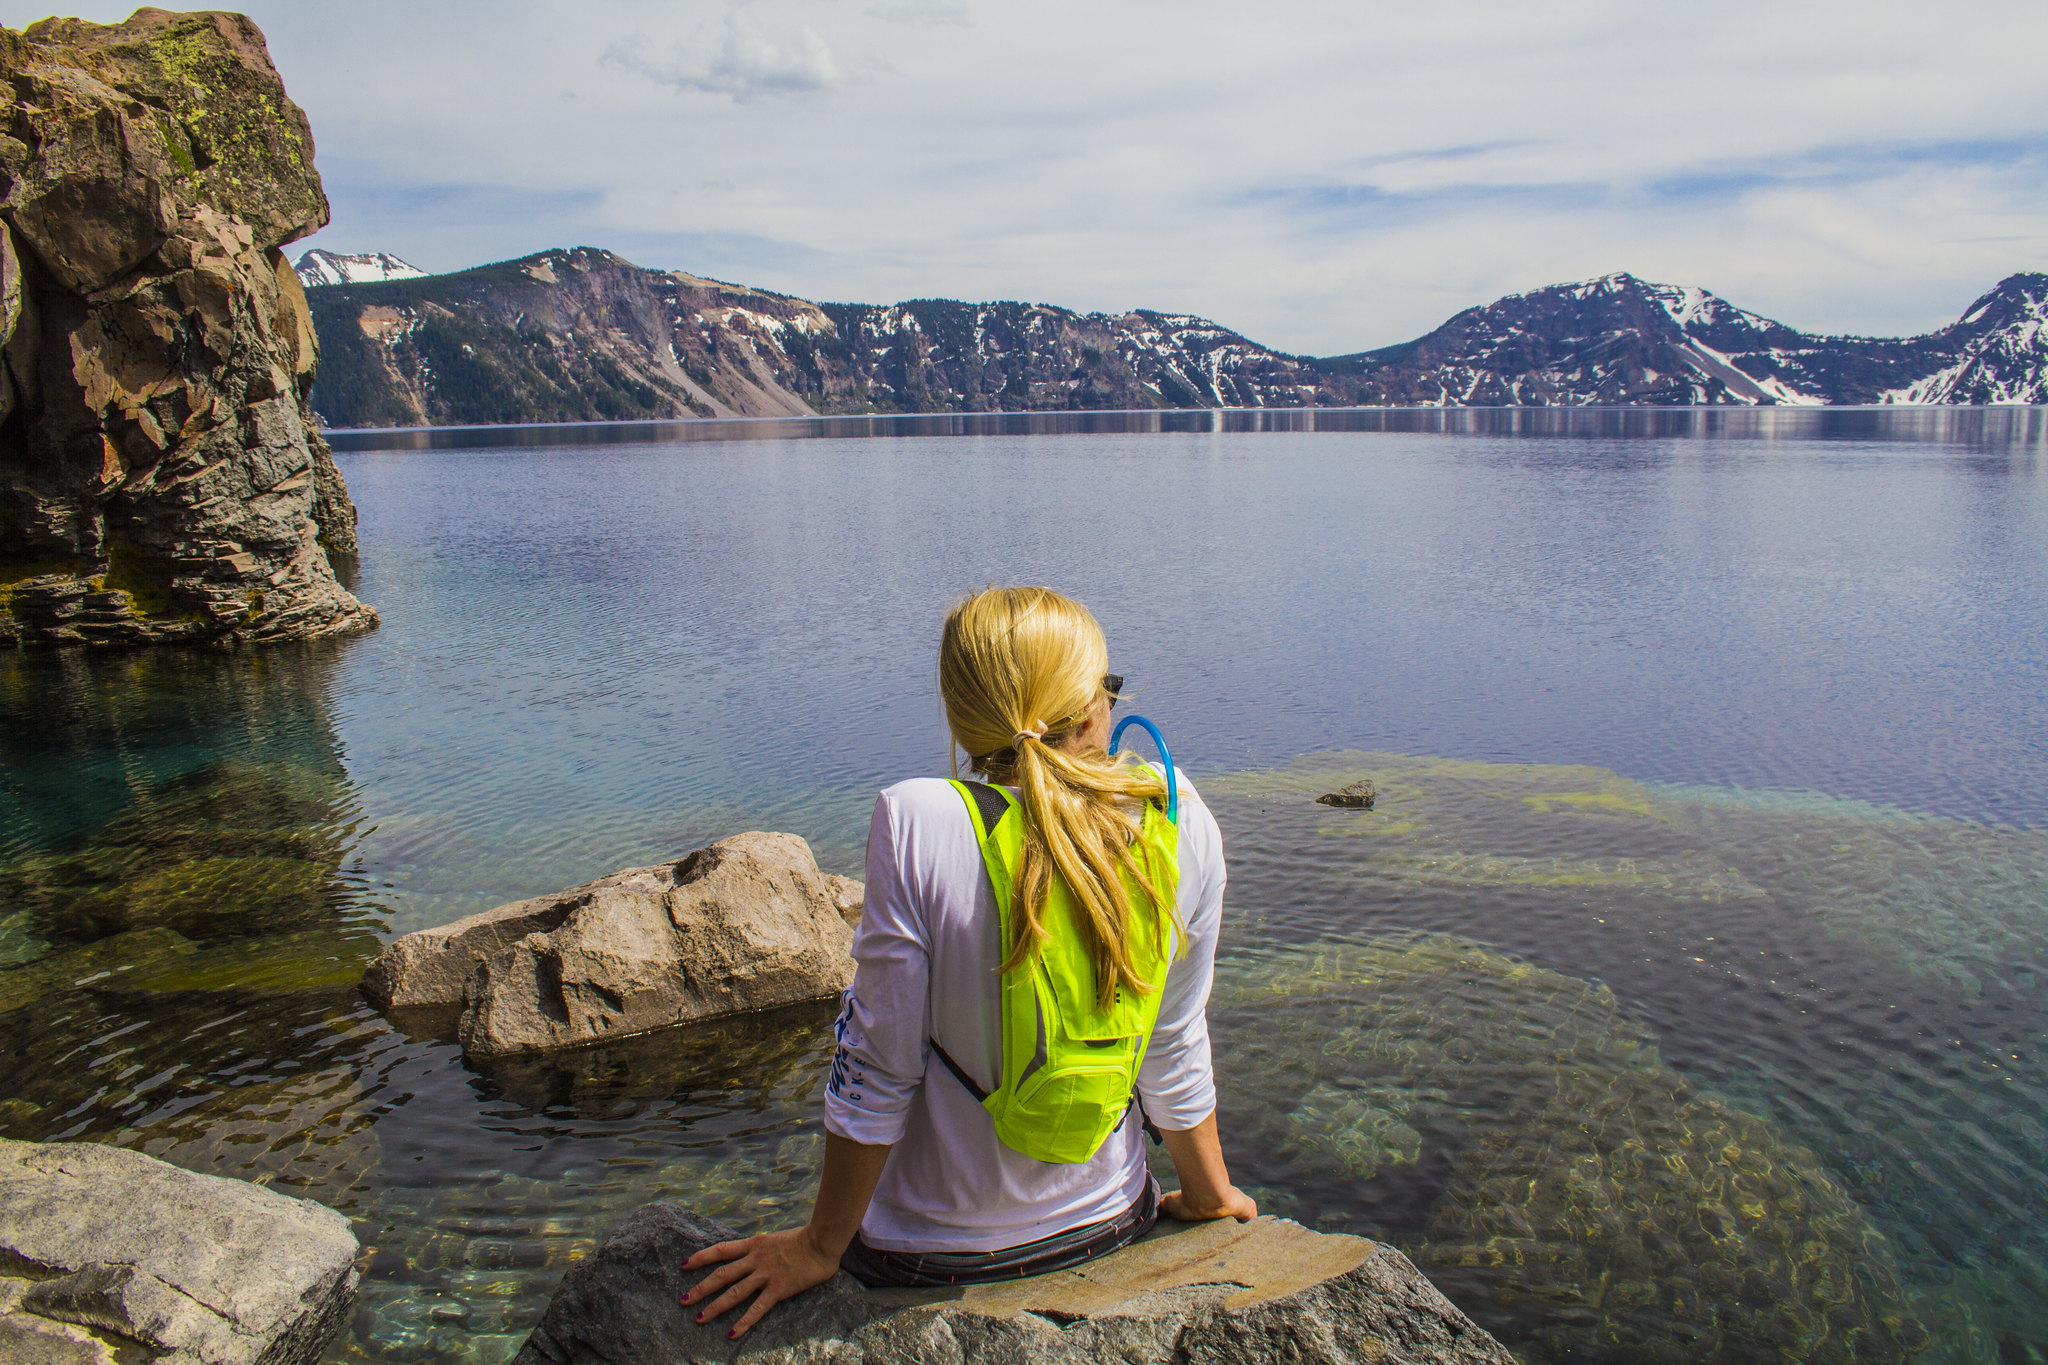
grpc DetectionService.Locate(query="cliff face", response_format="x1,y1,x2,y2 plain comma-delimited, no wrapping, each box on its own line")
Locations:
310,255,2048,427
0,8,375,646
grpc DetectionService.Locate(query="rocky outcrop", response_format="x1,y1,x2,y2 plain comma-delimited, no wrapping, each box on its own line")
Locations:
1315,779,1376,808
515,1202,1513,1365
0,8,375,646
361,832,862,1057
0,1138,359,1364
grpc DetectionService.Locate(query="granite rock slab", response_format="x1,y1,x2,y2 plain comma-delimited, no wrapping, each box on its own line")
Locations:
514,1202,1514,1365
363,832,862,1057
0,1139,359,1365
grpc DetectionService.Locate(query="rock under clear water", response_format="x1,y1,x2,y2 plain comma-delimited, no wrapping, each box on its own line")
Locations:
1213,934,1928,1363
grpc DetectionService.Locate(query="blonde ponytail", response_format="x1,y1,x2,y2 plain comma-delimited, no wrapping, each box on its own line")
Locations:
939,587,1178,1011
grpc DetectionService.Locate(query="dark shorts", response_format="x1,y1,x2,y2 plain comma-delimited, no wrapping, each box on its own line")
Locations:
838,1175,1160,1288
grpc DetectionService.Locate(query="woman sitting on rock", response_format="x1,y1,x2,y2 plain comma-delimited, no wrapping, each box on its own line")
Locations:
683,584,1254,1338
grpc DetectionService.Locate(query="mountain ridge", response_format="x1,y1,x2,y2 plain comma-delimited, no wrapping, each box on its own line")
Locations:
301,252,2048,427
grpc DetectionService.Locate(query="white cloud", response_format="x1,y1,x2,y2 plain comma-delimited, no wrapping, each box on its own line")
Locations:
866,0,971,26
603,11,841,102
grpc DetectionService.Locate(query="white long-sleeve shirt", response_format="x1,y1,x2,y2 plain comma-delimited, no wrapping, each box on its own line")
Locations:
822,769,1225,1252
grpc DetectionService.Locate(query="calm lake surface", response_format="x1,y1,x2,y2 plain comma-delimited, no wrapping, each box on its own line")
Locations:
4,408,2046,1362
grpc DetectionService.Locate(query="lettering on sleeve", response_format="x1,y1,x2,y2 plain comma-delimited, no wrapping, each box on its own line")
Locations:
826,990,867,1104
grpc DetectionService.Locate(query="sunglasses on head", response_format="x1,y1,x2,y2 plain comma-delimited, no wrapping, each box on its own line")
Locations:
1103,674,1123,709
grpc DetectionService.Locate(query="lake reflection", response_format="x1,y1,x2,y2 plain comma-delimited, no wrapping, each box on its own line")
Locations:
3,419,2046,1363
325,403,2048,452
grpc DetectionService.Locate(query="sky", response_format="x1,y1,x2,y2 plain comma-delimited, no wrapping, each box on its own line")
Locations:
7,0,2048,354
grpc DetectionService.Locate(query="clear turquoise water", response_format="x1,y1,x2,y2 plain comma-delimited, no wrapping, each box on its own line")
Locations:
3,409,2045,1362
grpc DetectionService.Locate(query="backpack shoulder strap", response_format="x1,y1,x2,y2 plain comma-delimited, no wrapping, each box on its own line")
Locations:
949,777,1014,837
931,780,1020,1106
929,1037,991,1103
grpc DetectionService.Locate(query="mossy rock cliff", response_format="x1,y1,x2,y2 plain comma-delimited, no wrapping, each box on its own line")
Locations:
0,8,374,645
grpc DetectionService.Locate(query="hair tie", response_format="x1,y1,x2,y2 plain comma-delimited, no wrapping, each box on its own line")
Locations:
1012,720,1048,748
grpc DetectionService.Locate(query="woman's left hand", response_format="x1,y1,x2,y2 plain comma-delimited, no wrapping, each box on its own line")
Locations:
680,1227,842,1340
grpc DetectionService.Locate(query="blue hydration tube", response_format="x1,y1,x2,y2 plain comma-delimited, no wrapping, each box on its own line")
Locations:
1108,715,1178,824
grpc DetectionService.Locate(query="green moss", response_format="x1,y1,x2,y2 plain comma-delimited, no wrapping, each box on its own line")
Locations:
0,927,198,1014
142,22,215,93
0,555,83,586
151,107,198,177
1210,748,2048,994
0,556,83,624
124,15,315,218
68,855,332,939
112,928,379,995
101,540,184,620
1516,789,1670,821
0,910,50,968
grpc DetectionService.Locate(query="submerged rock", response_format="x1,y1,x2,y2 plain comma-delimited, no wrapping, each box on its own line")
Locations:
0,924,197,1014
515,1201,1514,1365
362,832,860,1057
0,909,49,966
0,10,374,646
1316,778,1377,808
0,1139,359,1365
1212,934,1929,1363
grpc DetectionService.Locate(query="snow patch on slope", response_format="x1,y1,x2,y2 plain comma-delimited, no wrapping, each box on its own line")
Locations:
296,249,428,288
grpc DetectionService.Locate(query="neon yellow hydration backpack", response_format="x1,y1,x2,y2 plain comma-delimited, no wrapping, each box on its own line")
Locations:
933,777,1180,1164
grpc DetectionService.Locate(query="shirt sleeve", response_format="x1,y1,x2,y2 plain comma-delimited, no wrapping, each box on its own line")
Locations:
822,790,933,1146
1135,771,1224,1131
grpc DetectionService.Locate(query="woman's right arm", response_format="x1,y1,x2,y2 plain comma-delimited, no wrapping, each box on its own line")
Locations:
681,791,935,1338
821,789,935,1145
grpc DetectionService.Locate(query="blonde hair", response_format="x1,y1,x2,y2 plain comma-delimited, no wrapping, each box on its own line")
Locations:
939,586,1175,1010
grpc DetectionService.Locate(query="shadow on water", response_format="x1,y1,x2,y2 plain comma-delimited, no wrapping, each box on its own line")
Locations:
325,404,2048,454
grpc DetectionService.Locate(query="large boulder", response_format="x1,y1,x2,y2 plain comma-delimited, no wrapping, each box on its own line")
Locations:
515,1202,1514,1365
361,832,864,1057
0,1138,359,1365
0,9,374,646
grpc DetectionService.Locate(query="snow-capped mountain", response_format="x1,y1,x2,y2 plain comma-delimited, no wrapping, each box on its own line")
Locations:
1328,273,1936,406
1882,274,2048,405
294,249,428,288
301,251,2048,427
